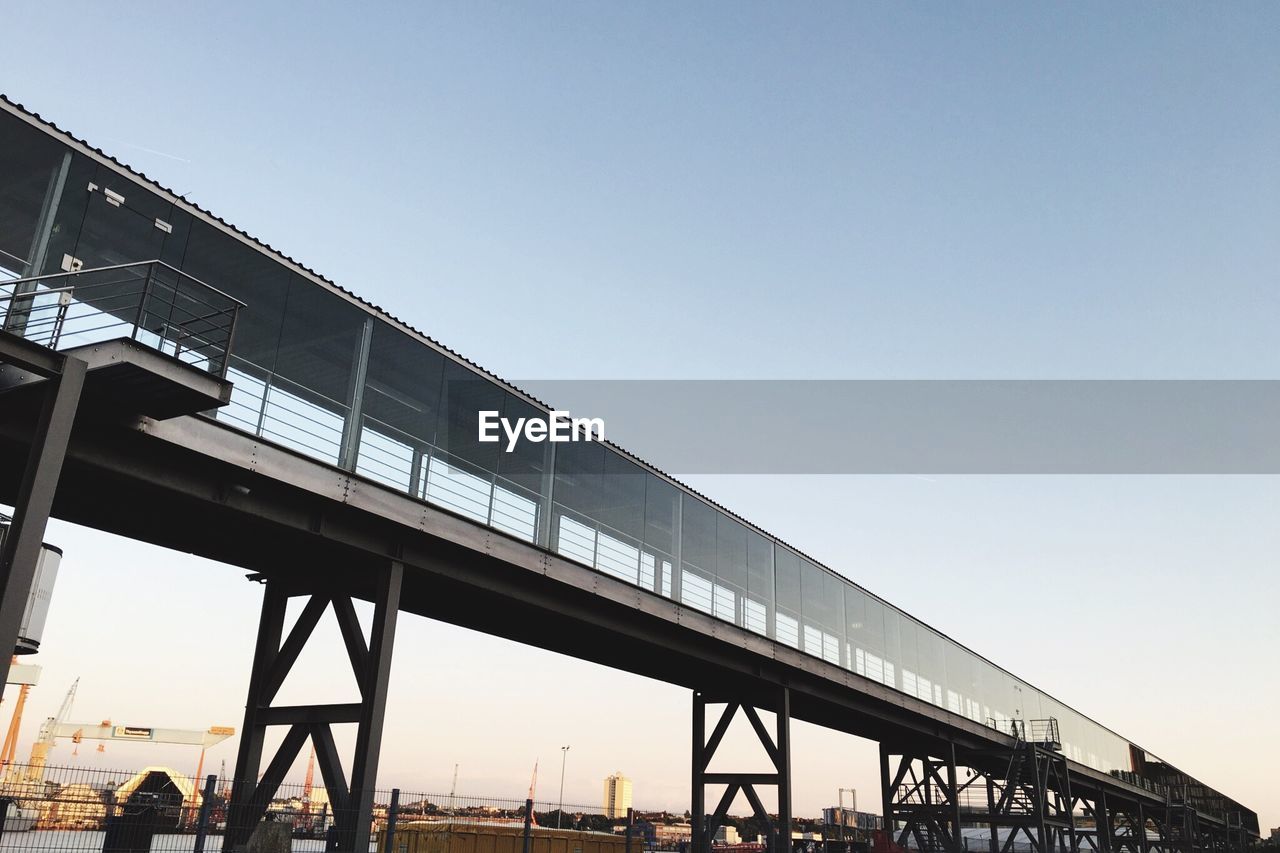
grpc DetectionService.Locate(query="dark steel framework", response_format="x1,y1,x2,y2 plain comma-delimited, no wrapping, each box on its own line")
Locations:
881,725,1079,853
0,335,1257,853
0,332,84,696
0,95,1260,850
692,689,792,853
224,563,402,852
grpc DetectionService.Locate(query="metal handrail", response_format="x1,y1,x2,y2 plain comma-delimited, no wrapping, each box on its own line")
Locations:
1,260,244,379
0,258,245,307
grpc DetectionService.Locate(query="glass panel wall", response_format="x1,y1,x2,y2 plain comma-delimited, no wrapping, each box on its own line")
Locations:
0,116,72,279
356,323,444,494
3,106,1215,798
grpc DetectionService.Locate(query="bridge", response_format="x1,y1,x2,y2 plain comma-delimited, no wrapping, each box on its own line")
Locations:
0,95,1260,853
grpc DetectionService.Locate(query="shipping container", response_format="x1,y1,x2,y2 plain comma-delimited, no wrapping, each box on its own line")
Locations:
379,821,638,853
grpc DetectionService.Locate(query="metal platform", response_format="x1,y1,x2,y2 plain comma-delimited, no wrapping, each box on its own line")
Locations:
0,336,233,421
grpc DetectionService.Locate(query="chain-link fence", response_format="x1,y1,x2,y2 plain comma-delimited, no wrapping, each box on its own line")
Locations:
0,763,654,853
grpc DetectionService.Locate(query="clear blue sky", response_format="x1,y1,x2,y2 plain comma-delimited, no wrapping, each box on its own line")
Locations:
2,0,1277,829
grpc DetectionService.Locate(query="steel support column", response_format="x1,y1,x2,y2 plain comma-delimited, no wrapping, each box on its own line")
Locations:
226,561,402,852
880,742,963,853
692,687,791,853
0,355,85,697
1082,789,1114,853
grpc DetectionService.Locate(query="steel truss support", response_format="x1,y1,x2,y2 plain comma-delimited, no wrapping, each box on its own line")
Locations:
1108,801,1147,853
879,744,964,853
1071,791,1112,853
1149,796,1202,853
970,741,1076,853
692,688,791,853
226,562,402,852
0,340,85,698
1224,812,1246,853
882,738,1078,853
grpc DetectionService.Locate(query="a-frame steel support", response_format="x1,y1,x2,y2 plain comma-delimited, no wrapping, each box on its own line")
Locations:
692,688,791,853
226,561,402,852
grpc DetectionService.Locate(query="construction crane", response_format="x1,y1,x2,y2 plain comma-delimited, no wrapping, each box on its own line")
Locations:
448,763,459,812
0,657,40,769
26,677,79,776
303,746,316,815
16,680,234,783
527,759,540,827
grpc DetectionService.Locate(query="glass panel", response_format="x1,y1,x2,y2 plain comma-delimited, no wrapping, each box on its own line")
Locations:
801,560,842,665
68,164,177,271
255,277,366,464
643,476,678,558
917,628,946,706
680,498,717,615
644,475,678,596
492,394,550,543
0,112,69,278
181,223,289,434
597,450,645,542
355,323,445,494
714,514,748,626
362,325,444,444
437,361,504,474
849,591,891,687
774,548,802,649
553,437,605,518
744,531,773,636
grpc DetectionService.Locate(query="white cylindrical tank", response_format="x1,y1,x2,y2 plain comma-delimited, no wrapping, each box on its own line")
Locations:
0,524,62,655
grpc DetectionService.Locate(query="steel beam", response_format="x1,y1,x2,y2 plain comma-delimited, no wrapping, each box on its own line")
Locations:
0,358,84,697
0,330,68,377
692,687,791,853
226,563,400,852
345,559,401,852
0,408,1257,844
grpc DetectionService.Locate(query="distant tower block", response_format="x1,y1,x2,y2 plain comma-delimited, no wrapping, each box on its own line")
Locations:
603,771,632,819
0,523,61,655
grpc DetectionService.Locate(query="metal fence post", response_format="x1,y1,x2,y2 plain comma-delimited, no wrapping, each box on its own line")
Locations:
386,788,401,853
193,774,217,853
523,798,535,853
626,807,635,853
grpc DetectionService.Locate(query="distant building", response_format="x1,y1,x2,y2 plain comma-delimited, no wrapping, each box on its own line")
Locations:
714,825,740,844
603,772,632,819
822,807,882,832
652,822,692,846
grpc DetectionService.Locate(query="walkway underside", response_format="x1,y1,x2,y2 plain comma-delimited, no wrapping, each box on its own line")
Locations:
0,364,1242,849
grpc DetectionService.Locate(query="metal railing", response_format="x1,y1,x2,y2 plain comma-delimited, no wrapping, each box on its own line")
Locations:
984,718,1061,751
0,260,244,378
